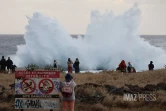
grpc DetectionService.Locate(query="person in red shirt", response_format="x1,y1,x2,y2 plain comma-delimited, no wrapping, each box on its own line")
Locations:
118,60,127,73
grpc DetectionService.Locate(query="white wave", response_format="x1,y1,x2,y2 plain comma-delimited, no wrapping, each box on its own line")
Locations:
13,3,166,71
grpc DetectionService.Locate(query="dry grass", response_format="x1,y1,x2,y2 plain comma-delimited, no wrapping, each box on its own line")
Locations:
72,69,166,87
0,69,166,110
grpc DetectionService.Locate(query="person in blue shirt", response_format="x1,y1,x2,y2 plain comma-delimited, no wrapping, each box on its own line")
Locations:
127,62,132,73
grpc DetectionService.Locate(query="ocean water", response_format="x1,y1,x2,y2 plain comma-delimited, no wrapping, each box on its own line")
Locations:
1,4,166,71
0,34,166,56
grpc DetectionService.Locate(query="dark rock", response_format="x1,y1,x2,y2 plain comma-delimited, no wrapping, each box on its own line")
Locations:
157,82,166,90
75,82,166,99
125,84,144,93
144,84,157,91
78,95,105,104
84,83,100,87
112,87,125,95
104,84,117,92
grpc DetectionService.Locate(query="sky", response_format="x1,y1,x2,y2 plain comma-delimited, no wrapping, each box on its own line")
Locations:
0,0,166,35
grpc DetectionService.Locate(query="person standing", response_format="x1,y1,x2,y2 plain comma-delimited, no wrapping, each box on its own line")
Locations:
53,60,57,68
0,56,6,72
67,58,73,73
73,58,80,73
148,61,154,70
60,73,76,111
0,59,1,71
6,57,13,73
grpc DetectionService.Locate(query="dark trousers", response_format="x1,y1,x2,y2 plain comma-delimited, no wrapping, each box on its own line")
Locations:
1,65,6,71
75,66,80,73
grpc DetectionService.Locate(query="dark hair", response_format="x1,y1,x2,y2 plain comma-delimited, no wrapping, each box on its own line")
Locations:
150,61,153,64
65,73,73,82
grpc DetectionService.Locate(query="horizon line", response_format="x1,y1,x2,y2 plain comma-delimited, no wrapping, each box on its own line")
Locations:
0,34,166,36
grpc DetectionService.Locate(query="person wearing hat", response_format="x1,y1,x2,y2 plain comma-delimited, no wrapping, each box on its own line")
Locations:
148,61,154,70
60,73,76,111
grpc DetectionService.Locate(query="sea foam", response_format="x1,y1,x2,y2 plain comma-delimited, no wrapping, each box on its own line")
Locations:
14,3,166,71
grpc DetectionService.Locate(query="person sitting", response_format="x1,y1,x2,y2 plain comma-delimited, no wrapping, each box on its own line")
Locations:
127,62,132,73
148,61,154,70
11,65,17,73
132,67,136,73
118,60,127,73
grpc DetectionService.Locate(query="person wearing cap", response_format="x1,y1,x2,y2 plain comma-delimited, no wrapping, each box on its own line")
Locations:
148,61,154,70
60,73,76,111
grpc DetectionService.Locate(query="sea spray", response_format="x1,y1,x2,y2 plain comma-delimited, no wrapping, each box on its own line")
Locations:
13,3,166,71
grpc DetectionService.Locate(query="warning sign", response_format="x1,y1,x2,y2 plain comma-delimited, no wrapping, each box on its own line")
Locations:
15,70,60,109
39,79,54,94
21,79,36,94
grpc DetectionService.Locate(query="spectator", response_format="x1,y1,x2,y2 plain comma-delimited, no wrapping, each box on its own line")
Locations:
0,56,6,72
60,73,76,111
0,60,1,71
148,61,154,70
53,60,57,68
73,58,80,73
11,65,17,73
118,60,127,73
67,58,73,73
127,62,132,73
6,57,13,73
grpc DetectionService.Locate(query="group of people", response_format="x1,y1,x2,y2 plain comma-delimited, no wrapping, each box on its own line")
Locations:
53,58,155,74
0,56,16,73
53,58,80,74
117,60,154,73
53,58,79,111
117,60,136,73
59,60,155,111
67,58,80,73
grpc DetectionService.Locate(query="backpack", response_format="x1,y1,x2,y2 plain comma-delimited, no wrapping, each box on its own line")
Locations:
61,81,73,97
73,63,75,68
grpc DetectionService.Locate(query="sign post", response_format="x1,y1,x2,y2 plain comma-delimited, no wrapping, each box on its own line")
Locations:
15,70,60,110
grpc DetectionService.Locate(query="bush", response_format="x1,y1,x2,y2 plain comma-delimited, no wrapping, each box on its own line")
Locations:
44,64,54,70
25,64,39,71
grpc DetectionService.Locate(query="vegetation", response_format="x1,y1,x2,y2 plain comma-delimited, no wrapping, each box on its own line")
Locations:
44,64,54,70
25,63,39,71
0,69,166,110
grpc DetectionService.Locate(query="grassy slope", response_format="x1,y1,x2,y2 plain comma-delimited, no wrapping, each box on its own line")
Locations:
0,69,166,111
